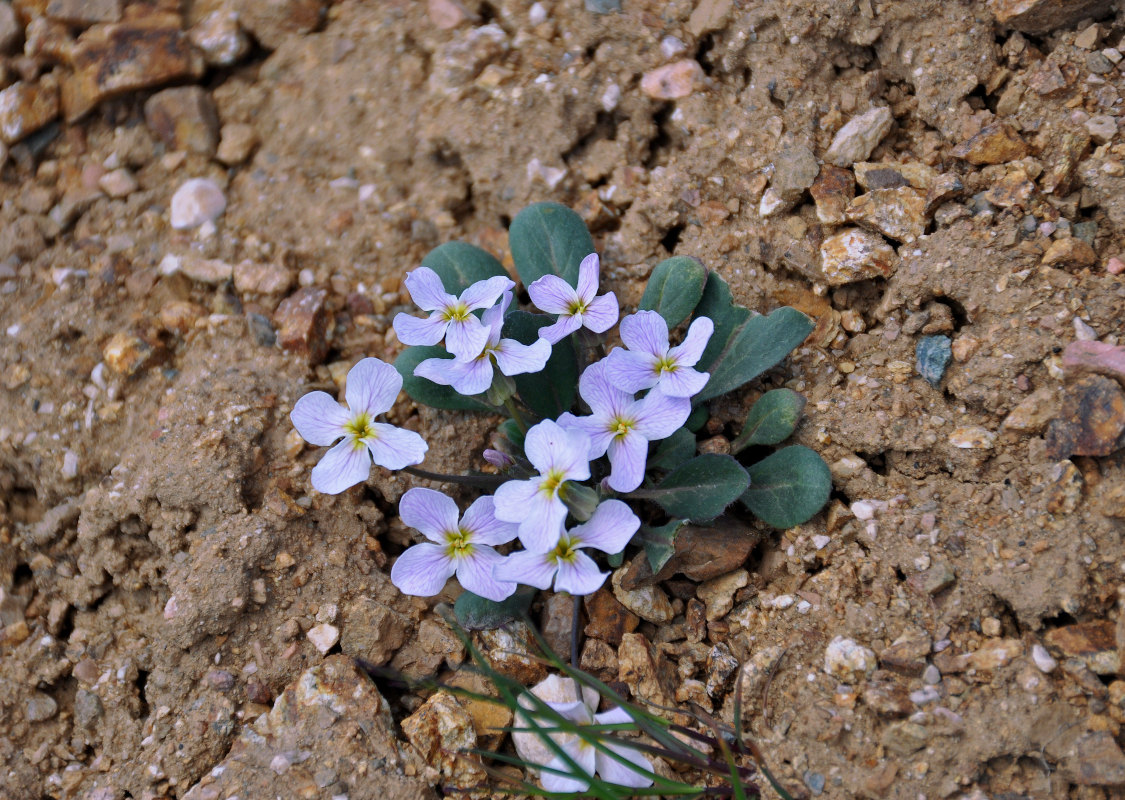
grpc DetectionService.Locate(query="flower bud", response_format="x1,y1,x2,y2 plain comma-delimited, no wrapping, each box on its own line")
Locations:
559,482,599,522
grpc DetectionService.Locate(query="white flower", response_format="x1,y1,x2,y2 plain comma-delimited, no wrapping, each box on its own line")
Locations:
392,267,514,359
528,253,619,344
603,310,714,397
289,358,428,494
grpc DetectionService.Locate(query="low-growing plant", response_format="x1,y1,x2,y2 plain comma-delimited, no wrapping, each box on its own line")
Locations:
290,201,830,628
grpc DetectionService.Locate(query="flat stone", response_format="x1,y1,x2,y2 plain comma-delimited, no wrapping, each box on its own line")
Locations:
824,636,877,684
987,0,1112,35
182,656,434,800
216,122,259,166
583,588,639,646
233,259,293,295
908,562,956,595
924,173,965,215
1063,340,1125,388
275,287,329,364
845,187,927,243
687,0,732,36
767,142,820,211
541,592,576,663
1041,129,1090,195
824,106,894,167
819,228,898,285
983,168,1037,209
401,692,486,790
306,623,339,653
234,0,327,50
879,634,932,676
810,164,855,224
0,2,19,54
1002,387,1060,433
618,632,674,708
179,257,232,285
0,79,61,145
170,178,227,230
97,168,138,198
1045,620,1119,674
640,59,704,99
339,596,409,667
1042,236,1097,270
854,161,936,191
881,720,929,755
189,10,251,67
948,426,996,449
62,14,205,121
863,671,913,717
1088,51,1115,74
74,689,103,728
1045,375,1125,459
144,86,220,157
1060,731,1125,787
697,569,748,621
952,122,1029,165
967,638,1023,671
620,521,760,586
1086,114,1118,144
45,0,122,24
611,567,674,623
478,622,547,684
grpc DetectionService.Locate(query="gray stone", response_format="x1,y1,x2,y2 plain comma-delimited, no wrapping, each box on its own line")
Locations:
824,106,894,167
26,693,58,722
74,689,103,728
0,2,21,54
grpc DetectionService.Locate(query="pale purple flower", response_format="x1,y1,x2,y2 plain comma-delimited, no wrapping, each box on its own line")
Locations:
493,419,592,552
603,310,714,398
390,488,518,601
414,291,551,395
528,253,619,344
290,358,428,494
393,267,514,359
560,360,689,492
493,500,639,596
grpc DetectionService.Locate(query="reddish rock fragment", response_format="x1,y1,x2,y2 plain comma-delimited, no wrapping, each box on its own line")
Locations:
810,164,855,224
1045,375,1125,460
621,522,760,586
952,122,1029,165
61,15,205,121
0,79,60,145
987,0,1113,35
863,671,913,717
1041,236,1096,269
144,86,220,157
923,173,964,215
234,0,326,50
1040,129,1089,196
583,588,638,647
1062,340,1125,388
275,287,329,364
1045,620,1118,675
845,187,927,243
819,228,898,285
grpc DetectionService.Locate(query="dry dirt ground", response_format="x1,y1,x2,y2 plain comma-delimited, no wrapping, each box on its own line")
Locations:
3,0,1125,798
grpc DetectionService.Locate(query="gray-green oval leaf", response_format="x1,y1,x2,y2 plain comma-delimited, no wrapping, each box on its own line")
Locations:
740,445,831,529
421,241,508,295
628,454,749,521
639,256,707,328
454,586,536,630
509,202,594,288
502,310,577,418
731,389,807,453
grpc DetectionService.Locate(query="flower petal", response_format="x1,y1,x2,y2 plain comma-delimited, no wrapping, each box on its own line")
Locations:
447,356,494,396
523,419,589,479
606,433,647,493
290,391,350,446
310,439,370,494
493,337,551,377
455,546,517,601
364,423,428,470
460,495,518,546
578,359,631,418
445,316,490,360
541,752,594,794
655,366,709,398
596,742,654,788
576,252,600,300
390,542,455,597
563,413,614,460
393,312,447,347
570,499,639,555
460,275,514,310
518,499,567,553
492,548,558,590
668,315,714,367
553,550,609,595
602,348,659,394
536,314,582,344
345,357,402,417
581,292,619,334
413,355,455,385
619,310,670,357
528,274,578,315
398,487,459,543
594,707,634,725
493,477,539,522
403,267,453,311
632,391,691,439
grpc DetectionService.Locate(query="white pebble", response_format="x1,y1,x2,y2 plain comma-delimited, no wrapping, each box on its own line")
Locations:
528,2,547,25
306,623,339,654
772,594,795,609
851,500,876,520
169,178,227,230
1031,643,1058,673
62,450,78,479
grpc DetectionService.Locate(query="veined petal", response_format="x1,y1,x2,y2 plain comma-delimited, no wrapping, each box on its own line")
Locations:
460,275,514,310
668,315,714,367
398,487,459,543
606,433,647,493
578,359,631,418
310,438,370,494
403,267,454,311
576,252,600,300
446,356,494,396
602,348,659,394
460,495,518,546
554,550,609,595
536,314,582,345
345,357,402,417
413,355,455,385
393,312,447,347
364,424,428,470
596,743,654,788
523,419,584,477
570,499,639,555
564,414,614,460
493,337,551,377
290,391,350,446
455,546,517,601
445,316,490,360
479,293,508,341
528,274,578,315
594,707,634,726
581,292,619,334
492,548,558,590
632,391,691,439
493,477,540,523
390,542,455,597
541,750,595,794
517,498,567,552
619,310,670,357
655,366,709,398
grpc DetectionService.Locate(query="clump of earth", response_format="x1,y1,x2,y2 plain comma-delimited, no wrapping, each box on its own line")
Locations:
3,0,1125,798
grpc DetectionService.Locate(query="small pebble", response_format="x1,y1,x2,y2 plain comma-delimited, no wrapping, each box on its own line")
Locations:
803,771,826,795
307,623,339,654
1031,643,1058,673
26,693,58,722
640,59,703,99
169,178,226,230
61,450,78,479
922,664,941,685
1106,256,1125,275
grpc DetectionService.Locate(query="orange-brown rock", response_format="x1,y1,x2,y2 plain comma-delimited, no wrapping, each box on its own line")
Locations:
1041,236,1097,269
0,78,60,145
952,122,1029,165
987,0,1113,35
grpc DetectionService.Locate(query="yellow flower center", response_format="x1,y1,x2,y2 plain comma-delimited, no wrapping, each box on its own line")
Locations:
443,302,472,323
655,355,677,375
540,469,566,496
345,412,378,448
551,536,578,563
610,416,634,439
567,299,589,316
444,528,475,559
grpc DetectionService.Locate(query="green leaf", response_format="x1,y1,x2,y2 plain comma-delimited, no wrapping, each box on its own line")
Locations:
731,389,807,452
496,417,525,451
394,346,494,412
685,405,709,432
649,427,696,471
628,454,749,521
694,273,814,402
508,202,594,287
502,310,578,418
639,256,707,329
741,445,831,529
454,586,537,630
421,241,508,295
641,519,687,573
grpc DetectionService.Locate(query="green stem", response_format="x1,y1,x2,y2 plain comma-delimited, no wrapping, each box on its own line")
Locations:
402,465,506,490
503,396,529,435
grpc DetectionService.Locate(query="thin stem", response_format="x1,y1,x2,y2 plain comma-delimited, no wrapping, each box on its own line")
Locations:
503,395,530,435
571,593,581,669
401,465,506,490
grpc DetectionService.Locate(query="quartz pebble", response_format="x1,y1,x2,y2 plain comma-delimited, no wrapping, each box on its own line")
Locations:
306,623,339,654
640,59,704,99
824,106,894,167
98,168,138,198
819,228,898,285
824,636,877,683
189,10,251,67
1031,643,1058,673
170,178,226,230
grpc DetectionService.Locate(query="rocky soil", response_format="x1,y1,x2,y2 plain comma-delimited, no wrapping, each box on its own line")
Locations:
3,0,1125,798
